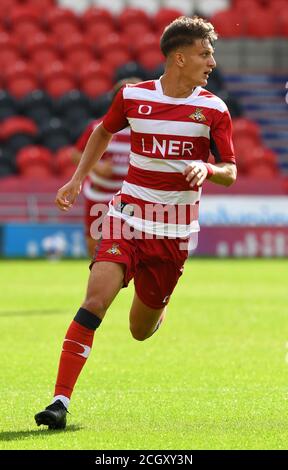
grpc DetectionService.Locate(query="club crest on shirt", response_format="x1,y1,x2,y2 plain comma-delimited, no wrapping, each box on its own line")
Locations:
106,243,122,255
189,108,206,122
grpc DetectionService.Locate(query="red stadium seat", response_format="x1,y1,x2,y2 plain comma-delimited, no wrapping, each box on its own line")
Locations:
13,22,42,43
154,8,183,33
81,7,116,44
0,116,37,140
54,146,76,178
0,32,18,49
24,32,55,54
41,61,76,98
138,49,164,71
9,5,43,40
132,32,159,56
84,23,116,45
5,60,37,79
80,76,112,99
233,118,262,173
57,32,84,53
9,6,41,26
245,9,278,37
0,33,20,68
121,22,152,40
237,143,279,175
29,47,59,69
96,33,129,55
105,49,132,71
233,118,261,143
45,7,80,37
233,136,260,174
118,8,151,30
5,61,39,98
280,12,288,36
96,33,132,69
41,60,73,82
25,33,59,67
65,48,95,71
7,76,39,98
233,0,261,11
45,77,76,99
247,162,279,178
269,0,288,12
71,59,100,81
249,146,278,168
82,7,115,29
61,35,95,68
8,7,42,45
25,0,55,8
78,61,113,83
91,33,131,70
80,77,112,98
1,0,20,16
210,10,246,38
16,145,54,178
51,22,80,40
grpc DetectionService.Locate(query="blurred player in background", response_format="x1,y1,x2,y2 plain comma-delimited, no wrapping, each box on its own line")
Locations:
72,78,140,257
35,16,237,430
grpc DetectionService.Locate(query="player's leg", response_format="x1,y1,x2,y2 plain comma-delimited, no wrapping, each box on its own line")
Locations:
86,236,100,259
53,260,125,398
35,261,124,429
81,260,124,316
129,292,166,341
129,238,188,342
85,197,108,258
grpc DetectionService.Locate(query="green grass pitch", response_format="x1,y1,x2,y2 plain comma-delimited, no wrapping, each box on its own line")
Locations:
0,258,287,450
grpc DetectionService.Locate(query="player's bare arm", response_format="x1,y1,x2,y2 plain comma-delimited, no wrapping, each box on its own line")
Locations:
55,124,113,211
183,161,237,188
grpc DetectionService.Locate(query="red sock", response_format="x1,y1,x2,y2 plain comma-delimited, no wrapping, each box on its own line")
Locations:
54,320,95,399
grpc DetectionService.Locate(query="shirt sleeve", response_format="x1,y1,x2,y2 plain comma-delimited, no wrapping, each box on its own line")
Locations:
210,110,236,164
102,87,129,134
75,122,95,152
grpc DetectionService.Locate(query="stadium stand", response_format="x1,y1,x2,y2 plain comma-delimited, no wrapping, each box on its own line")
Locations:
38,118,71,152
16,145,54,178
0,90,17,121
0,0,287,230
54,146,77,178
54,90,93,139
19,90,54,126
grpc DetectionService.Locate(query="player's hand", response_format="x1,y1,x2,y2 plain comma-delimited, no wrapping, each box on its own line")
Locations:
92,159,113,178
55,179,82,211
183,162,208,188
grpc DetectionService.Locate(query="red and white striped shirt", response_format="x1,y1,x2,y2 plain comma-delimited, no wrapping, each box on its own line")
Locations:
103,79,236,237
76,120,130,203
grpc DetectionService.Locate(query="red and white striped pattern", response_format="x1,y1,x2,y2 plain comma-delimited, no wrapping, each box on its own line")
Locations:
103,79,235,237
76,121,130,203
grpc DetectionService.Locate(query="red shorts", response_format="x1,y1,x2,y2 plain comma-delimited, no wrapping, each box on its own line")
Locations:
84,198,109,238
91,216,189,309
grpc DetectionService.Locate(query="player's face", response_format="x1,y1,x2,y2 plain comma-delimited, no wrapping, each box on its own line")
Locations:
180,39,216,87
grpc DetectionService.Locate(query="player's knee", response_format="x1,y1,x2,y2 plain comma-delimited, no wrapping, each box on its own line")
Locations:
130,326,149,342
82,296,108,317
